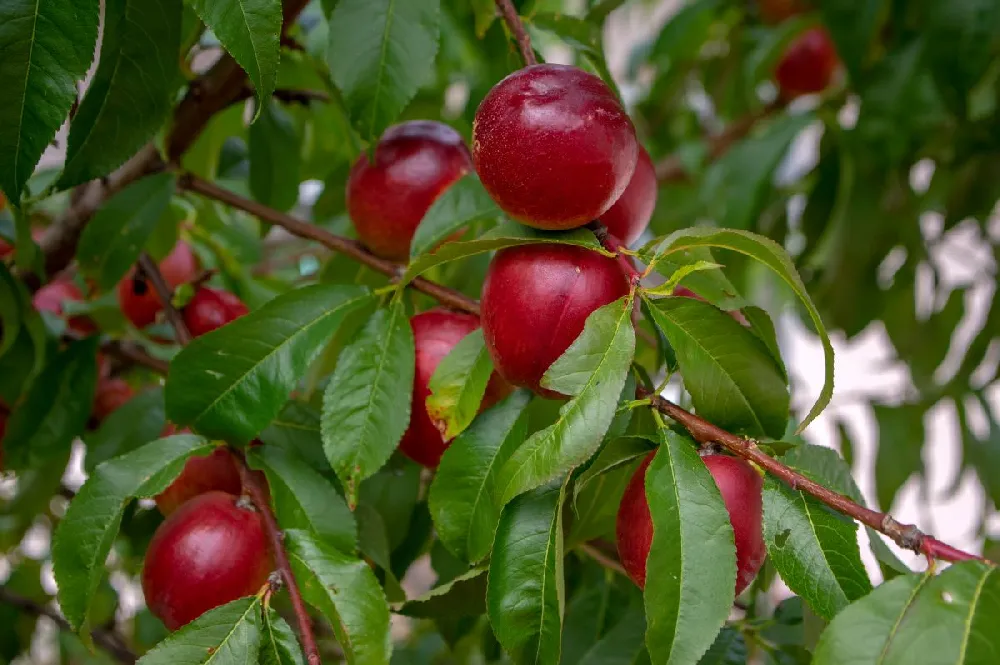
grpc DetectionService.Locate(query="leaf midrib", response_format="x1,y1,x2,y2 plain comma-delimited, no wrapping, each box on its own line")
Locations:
12,0,42,192
367,0,397,139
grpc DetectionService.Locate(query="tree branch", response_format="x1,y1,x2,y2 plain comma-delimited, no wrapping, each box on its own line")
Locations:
233,452,322,665
495,0,537,66
101,339,170,374
181,173,988,565
0,586,136,664
136,252,193,346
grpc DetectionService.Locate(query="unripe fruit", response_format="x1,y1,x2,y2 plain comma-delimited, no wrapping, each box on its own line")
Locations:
154,448,243,516
775,28,839,99
757,0,809,23
183,287,249,338
616,452,766,594
347,121,472,261
33,279,96,335
118,242,199,330
142,492,272,630
480,244,630,398
92,378,134,421
399,310,511,468
473,64,638,230
599,147,657,247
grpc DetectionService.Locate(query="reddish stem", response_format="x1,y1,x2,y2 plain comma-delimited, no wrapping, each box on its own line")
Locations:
495,0,537,66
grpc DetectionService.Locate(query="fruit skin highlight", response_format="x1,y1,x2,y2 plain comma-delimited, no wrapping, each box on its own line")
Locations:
142,491,272,630
399,309,511,468
775,28,839,99
473,64,638,230
480,244,630,399
183,287,249,338
118,242,199,330
616,452,766,593
600,146,657,247
347,120,472,261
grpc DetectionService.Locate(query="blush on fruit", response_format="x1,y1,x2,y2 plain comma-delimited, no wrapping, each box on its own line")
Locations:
480,244,630,398
33,279,96,335
398,309,511,468
118,242,199,330
347,121,472,261
599,146,657,247
616,452,766,593
774,28,839,99
92,378,134,421
473,64,638,230
142,492,272,630
154,447,243,516
183,287,249,338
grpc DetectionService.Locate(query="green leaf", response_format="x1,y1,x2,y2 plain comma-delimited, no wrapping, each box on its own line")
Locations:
429,390,532,562
641,260,724,297
643,227,833,432
76,173,176,291
643,295,789,439
487,482,567,665
425,328,494,441
644,429,737,665
185,0,281,117
573,435,655,508
817,0,887,82
401,220,609,285
874,403,924,511
741,306,788,382
923,1,1000,110
577,603,647,665
328,0,441,143
3,338,99,471
248,445,356,555
396,567,488,618
410,174,499,259
322,299,415,507
53,434,213,631
0,263,23,359
286,529,392,665
249,101,302,212
0,0,99,201
259,400,327,470
497,296,636,506
697,627,747,665
260,607,305,665
648,0,721,69
136,596,262,665
57,0,181,188
166,284,372,443
83,388,167,472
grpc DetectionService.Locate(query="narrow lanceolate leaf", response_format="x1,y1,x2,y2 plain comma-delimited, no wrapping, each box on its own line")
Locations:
644,429,737,665
185,0,281,116
0,0,99,201
76,173,176,290
642,227,833,432
52,434,213,631
328,0,441,142
323,300,415,506
429,390,532,562
577,604,647,665
136,596,262,665
3,338,99,471
644,295,789,439
762,471,872,620
286,529,392,665
497,297,635,506
425,328,494,442
396,567,488,619
247,445,356,555
410,174,500,259
83,387,166,472
261,607,305,665
57,0,180,188
573,435,655,507
487,482,567,665
696,627,748,665
166,284,372,443
249,101,301,212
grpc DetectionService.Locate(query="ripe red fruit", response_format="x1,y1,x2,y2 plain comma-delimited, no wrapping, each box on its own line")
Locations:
480,244,630,398
775,28,839,99
599,147,657,246
399,309,511,468
118,242,199,330
92,378,134,421
473,64,638,230
182,287,249,338
617,452,766,593
142,492,272,630
757,0,809,23
154,448,243,516
33,279,96,335
347,121,472,261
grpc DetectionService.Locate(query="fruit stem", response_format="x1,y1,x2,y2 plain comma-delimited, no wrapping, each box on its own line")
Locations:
494,0,538,66
136,252,193,346
233,451,323,665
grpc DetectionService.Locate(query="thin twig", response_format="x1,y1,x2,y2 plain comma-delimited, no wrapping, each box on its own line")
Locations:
0,587,136,664
235,87,332,106
136,252,193,346
495,0,537,66
233,452,322,665
578,542,628,577
101,340,171,374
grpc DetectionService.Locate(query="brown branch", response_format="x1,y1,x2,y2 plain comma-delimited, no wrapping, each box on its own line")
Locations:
0,586,136,664
495,0,537,66
235,87,331,107
233,452,322,665
137,252,193,346
101,340,170,374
